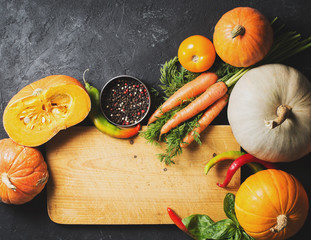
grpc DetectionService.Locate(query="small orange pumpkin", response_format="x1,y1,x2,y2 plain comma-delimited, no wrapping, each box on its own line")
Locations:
213,7,273,67
0,138,49,204
235,169,309,240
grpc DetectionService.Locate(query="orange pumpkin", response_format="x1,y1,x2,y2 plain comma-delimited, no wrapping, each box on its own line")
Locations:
0,138,49,204
213,7,273,67
235,169,309,240
3,75,91,147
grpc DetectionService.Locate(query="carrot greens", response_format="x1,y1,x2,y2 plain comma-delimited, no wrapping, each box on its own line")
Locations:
158,57,199,99
141,101,203,165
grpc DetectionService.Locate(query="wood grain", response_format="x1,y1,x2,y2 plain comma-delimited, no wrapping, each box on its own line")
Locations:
46,125,240,225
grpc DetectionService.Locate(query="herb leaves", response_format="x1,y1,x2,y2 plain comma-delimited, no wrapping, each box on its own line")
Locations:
158,57,199,99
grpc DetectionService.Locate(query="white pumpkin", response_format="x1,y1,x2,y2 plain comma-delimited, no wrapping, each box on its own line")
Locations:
228,64,311,162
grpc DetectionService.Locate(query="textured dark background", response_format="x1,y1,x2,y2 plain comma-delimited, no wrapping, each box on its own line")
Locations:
1,0,311,239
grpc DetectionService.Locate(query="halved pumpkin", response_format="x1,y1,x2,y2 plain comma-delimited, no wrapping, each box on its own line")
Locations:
3,75,91,147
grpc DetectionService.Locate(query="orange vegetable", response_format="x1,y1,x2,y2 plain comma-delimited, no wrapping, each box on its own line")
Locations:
235,169,309,240
0,138,48,205
180,94,228,147
148,72,217,125
213,7,273,67
3,75,91,147
178,35,216,72
160,81,227,135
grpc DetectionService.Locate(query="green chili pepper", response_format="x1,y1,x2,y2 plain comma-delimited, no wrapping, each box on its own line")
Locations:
204,151,245,175
83,70,140,138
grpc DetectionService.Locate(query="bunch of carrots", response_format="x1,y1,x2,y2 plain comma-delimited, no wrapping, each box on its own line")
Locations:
148,72,229,148
142,18,311,164
141,59,245,164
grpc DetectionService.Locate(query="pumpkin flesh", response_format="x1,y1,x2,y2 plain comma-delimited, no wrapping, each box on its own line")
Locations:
3,75,91,147
235,169,309,240
0,138,48,204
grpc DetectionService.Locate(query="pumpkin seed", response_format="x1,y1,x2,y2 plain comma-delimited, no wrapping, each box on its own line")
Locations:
24,117,30,124
32,88,43,96
52,108,61,114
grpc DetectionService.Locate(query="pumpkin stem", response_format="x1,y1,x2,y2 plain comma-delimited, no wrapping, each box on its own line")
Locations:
270,214,288,233
1,173,17,191
265,104,292,129
231,25,245,39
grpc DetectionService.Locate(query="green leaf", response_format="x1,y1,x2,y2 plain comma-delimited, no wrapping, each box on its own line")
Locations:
183,215,241,240
202,219,237,240
192,129,202,145
224,193,239,227
241,231,255,240
182,214,214,240
182,214,215,230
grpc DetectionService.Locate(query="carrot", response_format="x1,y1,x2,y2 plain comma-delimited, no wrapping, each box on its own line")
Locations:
160,81,228,135
148,72,218,124
180,94,229,148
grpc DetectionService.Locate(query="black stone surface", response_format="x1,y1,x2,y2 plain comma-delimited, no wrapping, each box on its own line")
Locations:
1,0,311,239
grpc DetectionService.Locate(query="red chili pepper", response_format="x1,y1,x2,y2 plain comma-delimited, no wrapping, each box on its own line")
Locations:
217,153,278,188
167,208,188,233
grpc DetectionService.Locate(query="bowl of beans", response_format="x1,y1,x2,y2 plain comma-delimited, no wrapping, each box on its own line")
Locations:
100,75,151,127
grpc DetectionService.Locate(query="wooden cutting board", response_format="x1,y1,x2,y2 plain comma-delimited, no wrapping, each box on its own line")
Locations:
46,125,240,225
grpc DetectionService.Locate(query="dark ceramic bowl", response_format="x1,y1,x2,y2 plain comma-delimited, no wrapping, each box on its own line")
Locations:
100,75,151,127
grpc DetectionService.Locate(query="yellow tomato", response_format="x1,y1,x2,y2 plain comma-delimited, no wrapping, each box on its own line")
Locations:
178,35,216,73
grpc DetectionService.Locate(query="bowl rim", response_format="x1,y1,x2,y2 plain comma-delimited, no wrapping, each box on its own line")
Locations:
99,75,151,128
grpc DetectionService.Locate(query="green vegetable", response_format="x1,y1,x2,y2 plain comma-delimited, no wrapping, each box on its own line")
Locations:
204,151,245,174
158,56,199,99
223,193,239,227
182,193,254,240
